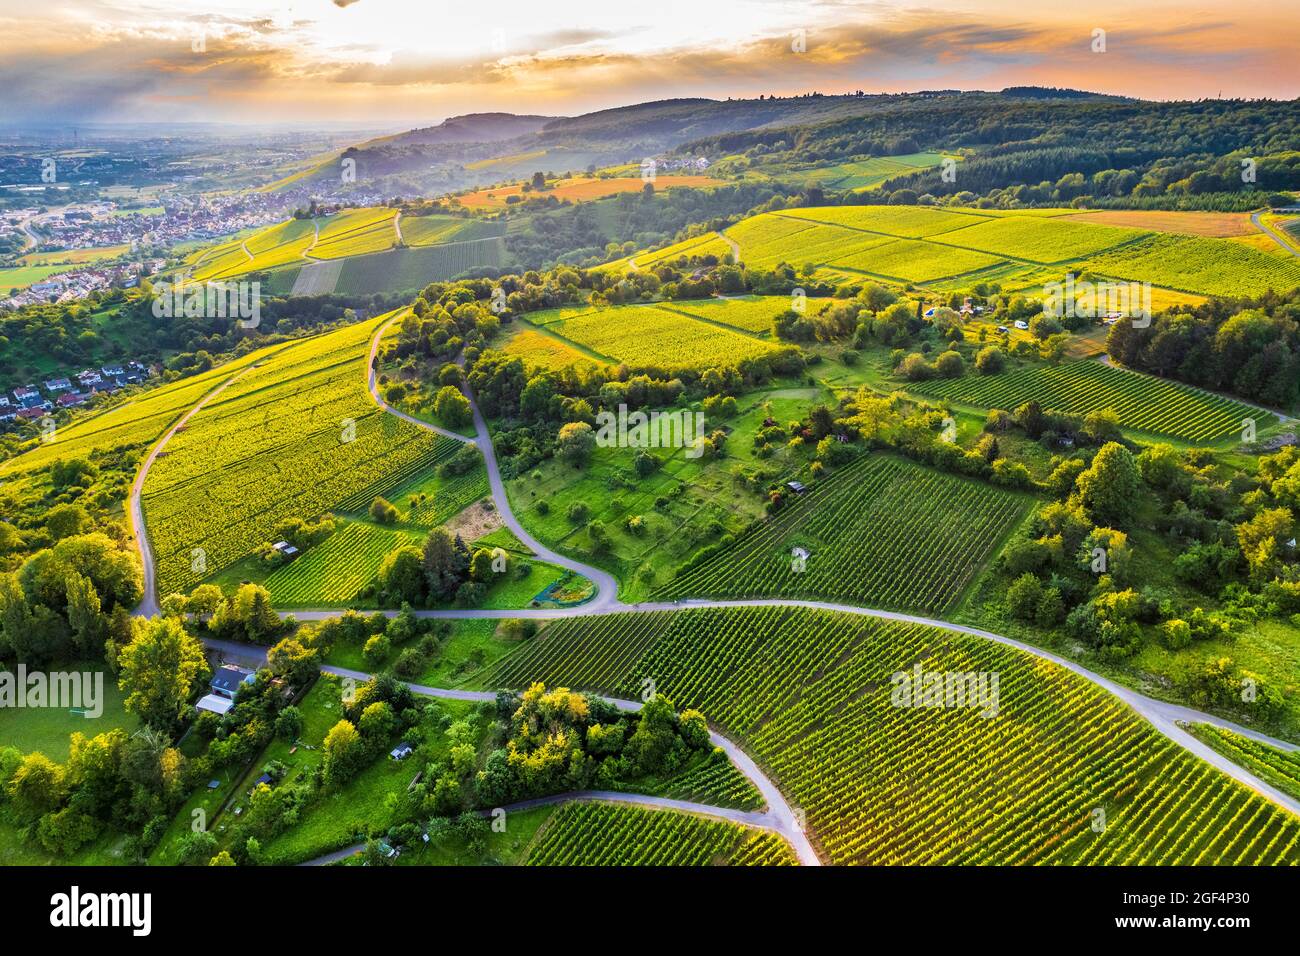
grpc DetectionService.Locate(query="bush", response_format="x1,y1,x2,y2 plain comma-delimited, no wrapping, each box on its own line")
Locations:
1006,573,1044,621
974,346,1005,375
933,350,964,378
369,496,399,524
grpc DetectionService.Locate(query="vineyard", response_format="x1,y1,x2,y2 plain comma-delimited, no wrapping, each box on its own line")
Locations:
626,232,734,270
140,315,452,594
548,305,787,372
334,240,505,294
829,237,1002,282
661,296,791,334
779,204,987,238
642,757,764,811
400,215,504,247
912,359,1268,443
523,802,795,866
264,521,422,606
1085,233,1300,298
484,606,1300,865
690,205,1300,298
1187,725,1300,802
934,215,1144,262
660,453,1029,613
309,207,400,260
501,329,601,372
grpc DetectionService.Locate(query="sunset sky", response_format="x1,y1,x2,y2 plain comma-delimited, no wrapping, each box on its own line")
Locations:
0,0,1296,126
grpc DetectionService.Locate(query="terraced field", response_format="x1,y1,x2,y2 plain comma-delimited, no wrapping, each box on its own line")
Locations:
140,314,449,594
547,305,788,371
661,453,1029,612
524,802,795,866
485,606,1300,865
334,240,505,294
912,360,1269,443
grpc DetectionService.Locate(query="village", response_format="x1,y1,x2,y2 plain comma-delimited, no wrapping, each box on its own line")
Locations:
0,360,151,425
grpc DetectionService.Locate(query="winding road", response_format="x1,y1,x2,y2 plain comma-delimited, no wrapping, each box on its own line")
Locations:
128,314,1300,864
1251,209,1300,258
129,365,260,616
200,638,818,864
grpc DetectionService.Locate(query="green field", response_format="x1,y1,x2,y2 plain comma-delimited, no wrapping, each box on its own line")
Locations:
524,802,794,865
0,263,74,291
661,453,1030,613
746,151,948,192
481,606,1300,865
0,664,137,760
504,388,817,601
912,359,1269,443
661,296,792,335
1086,233,1300,297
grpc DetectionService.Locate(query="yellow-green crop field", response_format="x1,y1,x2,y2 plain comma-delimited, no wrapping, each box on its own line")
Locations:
661,296,791,335
540,304,789,371
502,328,601,372
0,347,280,483
934,215,1145,262
707,205,1300,297
310,207,399,259
830,237,1003,282
140,313,450,594
1086,234,1300,298
779,204,984,238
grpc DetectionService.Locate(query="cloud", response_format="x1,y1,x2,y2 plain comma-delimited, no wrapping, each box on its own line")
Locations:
0,1,1293,124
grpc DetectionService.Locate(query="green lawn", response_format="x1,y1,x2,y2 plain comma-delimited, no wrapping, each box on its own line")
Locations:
0,662,137,760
